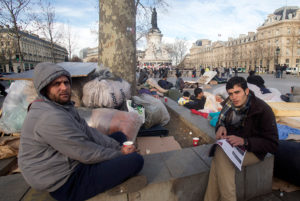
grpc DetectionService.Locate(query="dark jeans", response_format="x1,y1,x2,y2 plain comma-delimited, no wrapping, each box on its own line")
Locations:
50,132,144,201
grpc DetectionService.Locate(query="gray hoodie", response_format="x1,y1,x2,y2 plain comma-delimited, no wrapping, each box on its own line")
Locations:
18,62,122,192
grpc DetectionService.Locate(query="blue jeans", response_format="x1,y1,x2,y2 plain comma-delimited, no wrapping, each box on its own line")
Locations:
50,132,144,201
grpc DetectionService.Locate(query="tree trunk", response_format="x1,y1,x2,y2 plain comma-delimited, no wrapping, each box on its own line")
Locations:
99,0,136,93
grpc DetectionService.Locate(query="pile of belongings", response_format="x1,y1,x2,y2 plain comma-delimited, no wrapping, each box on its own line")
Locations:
0,67,171,159
266,101,300,187
197,71,217,85
212,83,282,102
137,78,168,98
182,81,198,89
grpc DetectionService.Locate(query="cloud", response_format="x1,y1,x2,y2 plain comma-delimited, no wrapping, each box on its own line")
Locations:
46,0,300,55
158,0,300,45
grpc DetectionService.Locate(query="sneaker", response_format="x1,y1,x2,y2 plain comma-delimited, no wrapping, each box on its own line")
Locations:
107,175,147,196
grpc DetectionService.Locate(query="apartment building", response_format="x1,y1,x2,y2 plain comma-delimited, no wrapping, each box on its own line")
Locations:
0,27,68,73
186,6,300,73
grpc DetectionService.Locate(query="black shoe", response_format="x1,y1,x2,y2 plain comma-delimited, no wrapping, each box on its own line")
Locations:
107,175,147,196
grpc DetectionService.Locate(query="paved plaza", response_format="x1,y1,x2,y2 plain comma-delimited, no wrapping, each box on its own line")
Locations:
160,72,300,95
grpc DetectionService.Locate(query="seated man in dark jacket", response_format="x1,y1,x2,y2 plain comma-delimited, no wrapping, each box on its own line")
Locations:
158,74,173,89
204,76,278,201
184,88,206,110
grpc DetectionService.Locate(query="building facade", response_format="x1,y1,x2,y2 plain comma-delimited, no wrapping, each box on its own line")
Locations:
187,6,300,73
0,27,68,73
83,47,98,62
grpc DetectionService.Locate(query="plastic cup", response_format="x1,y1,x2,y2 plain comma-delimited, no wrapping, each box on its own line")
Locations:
193,137,199,146
164,97,168,102
123,141,133,147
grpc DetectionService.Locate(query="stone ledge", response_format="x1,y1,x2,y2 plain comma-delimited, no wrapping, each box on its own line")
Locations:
164,97,215,143
0,156,17,176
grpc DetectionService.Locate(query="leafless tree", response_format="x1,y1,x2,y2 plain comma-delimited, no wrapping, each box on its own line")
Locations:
64,22,78,60
70,55,82,62
94,0,168,42
34,0,63,63
0,0,32,72
165,38,188,66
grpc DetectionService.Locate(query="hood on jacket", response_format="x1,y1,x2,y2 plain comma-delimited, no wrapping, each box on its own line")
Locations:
33,62,72,98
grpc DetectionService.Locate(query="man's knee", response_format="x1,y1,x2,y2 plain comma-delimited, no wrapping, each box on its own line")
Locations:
132,153,144,170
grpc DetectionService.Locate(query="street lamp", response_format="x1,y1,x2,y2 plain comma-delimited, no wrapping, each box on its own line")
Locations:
275,47,280,65
275,47,280,77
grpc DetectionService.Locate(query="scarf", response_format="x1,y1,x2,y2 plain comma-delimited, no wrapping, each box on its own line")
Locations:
218,93,252,129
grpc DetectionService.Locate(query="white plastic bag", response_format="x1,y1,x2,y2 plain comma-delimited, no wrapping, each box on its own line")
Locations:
0,80,37,133
87,108,143,142
132,94,170,129
82,78,131,108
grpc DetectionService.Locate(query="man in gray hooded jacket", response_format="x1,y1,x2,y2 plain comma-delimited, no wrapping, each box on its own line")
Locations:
18,62,144,201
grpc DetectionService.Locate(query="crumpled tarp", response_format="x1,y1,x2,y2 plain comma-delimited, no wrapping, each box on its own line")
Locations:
277,123,300,140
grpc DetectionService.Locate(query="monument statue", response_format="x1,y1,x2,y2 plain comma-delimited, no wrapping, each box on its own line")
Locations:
151,8,158,29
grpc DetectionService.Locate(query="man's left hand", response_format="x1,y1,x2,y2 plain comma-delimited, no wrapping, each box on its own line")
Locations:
225,135,244,147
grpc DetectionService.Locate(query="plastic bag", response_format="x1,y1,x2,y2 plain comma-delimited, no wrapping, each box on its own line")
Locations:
82,78,131,108
0,80,38,133
87,108,143,142
132,94,170,129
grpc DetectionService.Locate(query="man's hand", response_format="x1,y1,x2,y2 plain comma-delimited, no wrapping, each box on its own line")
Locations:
216,126,227,139
225,135,244,147
121,145,136,155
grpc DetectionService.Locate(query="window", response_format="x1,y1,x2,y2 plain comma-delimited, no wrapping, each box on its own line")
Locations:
276,29,280,35
296,59,300,67
287,28,291,34
297,48,300,56
275,39,279,46
286,48,290,56
287,39,290,45
298,39,300,45
286,59,290,66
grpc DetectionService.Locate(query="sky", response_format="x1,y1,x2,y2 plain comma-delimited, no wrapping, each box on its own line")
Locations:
47,0,300,56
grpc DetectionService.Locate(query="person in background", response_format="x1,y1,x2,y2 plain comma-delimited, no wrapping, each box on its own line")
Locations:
178,91,191,106
175,72,185,92
184,88,206,110
158,74,173,89
201,68,205,76
19,62,146,201
138,68,148,85
247,70,271,94
204,76,278,201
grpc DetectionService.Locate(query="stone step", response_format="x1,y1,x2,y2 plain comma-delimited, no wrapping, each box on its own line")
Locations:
0,173,30,201
0,157,17,176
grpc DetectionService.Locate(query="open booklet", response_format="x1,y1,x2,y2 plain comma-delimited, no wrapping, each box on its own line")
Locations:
209,139,246,171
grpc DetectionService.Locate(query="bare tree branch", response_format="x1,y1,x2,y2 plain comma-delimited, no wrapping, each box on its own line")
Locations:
0,0,32,72
33,0,64,63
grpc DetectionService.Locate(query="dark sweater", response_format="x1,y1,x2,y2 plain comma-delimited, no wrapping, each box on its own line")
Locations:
184,97,206,110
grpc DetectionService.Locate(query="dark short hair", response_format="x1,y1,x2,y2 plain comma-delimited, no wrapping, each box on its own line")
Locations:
176,72,181,77
194,87,203,97
163,74,167,78
226,76,248,91
183,91,190,97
